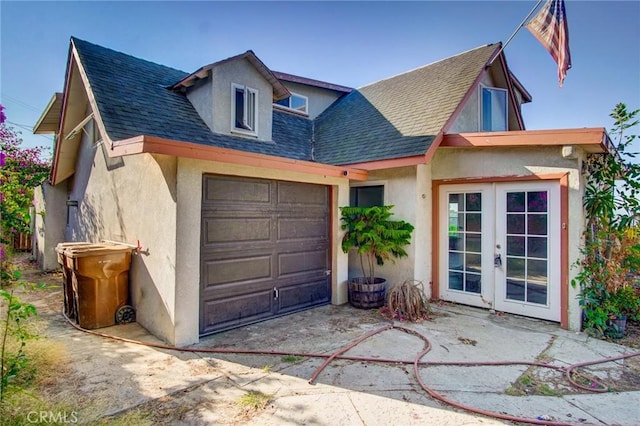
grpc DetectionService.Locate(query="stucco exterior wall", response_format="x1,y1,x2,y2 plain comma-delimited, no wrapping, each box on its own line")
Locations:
33,182,67,271
209,59,273,141
448,73,495,133
279,81,344,120
415,164,433,297
431,146,585,330
186,76,214,132
175,159,352,346
348,166,422,287
64,129,179,343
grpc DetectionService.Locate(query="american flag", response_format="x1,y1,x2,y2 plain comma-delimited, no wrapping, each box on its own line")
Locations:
526,0,572,87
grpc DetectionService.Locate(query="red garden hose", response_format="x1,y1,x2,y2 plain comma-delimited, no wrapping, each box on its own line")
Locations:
62,311,640,425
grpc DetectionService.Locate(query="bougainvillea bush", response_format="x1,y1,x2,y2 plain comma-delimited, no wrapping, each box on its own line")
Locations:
0,105,51,280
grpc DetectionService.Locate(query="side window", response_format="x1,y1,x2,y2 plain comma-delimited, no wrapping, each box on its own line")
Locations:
232,83,258,134
274,92,308,115
350,185,384,207
481,87,507,131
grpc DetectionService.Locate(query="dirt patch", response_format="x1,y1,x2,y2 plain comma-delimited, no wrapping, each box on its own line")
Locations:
612,319,640,349
4,253,640,424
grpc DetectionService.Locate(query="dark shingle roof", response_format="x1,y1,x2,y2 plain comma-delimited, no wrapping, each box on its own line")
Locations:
314,44,499,165
72,37,312,160
73,38,498,166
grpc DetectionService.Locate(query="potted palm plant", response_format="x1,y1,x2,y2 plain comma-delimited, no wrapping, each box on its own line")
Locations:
340,205,414,308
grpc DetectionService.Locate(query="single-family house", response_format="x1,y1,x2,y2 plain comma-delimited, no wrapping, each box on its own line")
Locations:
33,37,612,346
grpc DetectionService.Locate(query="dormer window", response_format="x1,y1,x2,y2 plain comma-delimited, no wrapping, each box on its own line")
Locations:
232,83,258,135
481,86,507,131
274,92,308,115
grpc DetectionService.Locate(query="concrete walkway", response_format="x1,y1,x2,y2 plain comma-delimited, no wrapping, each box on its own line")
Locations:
38,291,639,425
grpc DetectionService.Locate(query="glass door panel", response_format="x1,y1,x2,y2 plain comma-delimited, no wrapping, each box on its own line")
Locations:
495,182,560,322
448,192,482,294
505,190,548,306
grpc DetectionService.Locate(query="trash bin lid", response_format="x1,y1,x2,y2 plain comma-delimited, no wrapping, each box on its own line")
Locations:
55,242,94,254
63,243,133,258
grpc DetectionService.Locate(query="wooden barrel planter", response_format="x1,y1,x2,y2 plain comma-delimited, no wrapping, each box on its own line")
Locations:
348,277,387,309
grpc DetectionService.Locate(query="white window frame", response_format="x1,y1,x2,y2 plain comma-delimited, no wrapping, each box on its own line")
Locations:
231,83,258,136
274,92,309,115
479,85,508,132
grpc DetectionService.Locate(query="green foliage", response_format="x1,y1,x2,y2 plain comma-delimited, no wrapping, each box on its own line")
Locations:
574,103,640,338
0,287,38,401
237,390,272,411
0,105,50,279
281,355,302,363
340,205,414,283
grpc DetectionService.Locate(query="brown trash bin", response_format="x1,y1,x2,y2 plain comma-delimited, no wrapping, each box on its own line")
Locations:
55,242,94,322
62,244,133,329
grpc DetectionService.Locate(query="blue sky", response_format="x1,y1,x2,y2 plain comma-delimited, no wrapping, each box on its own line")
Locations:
1,1,639,154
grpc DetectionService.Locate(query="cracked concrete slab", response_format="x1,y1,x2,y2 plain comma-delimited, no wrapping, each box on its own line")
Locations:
23,282,640,425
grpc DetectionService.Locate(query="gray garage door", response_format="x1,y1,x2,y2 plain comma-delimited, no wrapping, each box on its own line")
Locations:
200,175,331,335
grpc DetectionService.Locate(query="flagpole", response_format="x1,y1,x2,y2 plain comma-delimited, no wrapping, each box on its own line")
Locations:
486,0,545,67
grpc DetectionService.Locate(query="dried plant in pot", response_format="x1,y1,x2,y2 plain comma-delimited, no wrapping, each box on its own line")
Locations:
340,205,414,308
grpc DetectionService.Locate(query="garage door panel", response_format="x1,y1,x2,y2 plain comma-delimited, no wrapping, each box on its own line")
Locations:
277,218,329,241
278,249,328,277
277,280,330,314
202,256,272,287
204,177,271,205
203,217,271,245
200,175,330,335
201,280,275,301
200,290,274,334
277,181,329,206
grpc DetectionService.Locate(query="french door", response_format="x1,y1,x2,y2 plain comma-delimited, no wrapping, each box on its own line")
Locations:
439,181,560,322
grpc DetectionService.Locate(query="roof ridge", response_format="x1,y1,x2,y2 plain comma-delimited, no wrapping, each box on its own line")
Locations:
70,36,188,75
358,42,500,89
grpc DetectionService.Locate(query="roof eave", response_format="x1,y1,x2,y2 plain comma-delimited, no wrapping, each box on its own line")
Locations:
110,134,368,181
272,71,353,94
440,128,612,153
171,50,290,101
33,92,63,134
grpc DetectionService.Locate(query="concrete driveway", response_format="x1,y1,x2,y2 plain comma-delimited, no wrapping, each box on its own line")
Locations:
38,288,640,426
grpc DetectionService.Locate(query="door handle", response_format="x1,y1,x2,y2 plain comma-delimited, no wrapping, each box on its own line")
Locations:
494,254,502,267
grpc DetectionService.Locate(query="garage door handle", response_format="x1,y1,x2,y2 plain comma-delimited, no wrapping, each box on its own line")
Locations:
273,287,279,299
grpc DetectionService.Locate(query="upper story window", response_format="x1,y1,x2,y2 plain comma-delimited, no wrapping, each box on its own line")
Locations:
232,83,258,135
350,185,384,207
274,92,308,114
481,87,507,131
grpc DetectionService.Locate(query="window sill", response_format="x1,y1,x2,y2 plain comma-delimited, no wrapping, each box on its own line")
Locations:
273,104,309,117
231,128,259,138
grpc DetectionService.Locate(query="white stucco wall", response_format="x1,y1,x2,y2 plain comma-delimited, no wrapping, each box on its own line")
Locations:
448,71,523,133
415,164,433,297
174,158,352,346
64,129,179,343
348,166,424,288
208,58,273,141
449,84,481,133
448,73,495,133
431,146,585,330
33,182,67,271
186,76,214,132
